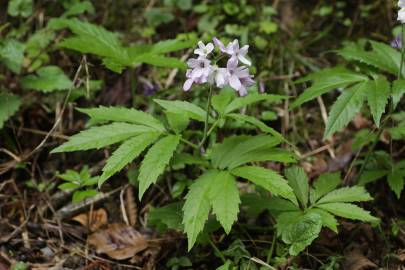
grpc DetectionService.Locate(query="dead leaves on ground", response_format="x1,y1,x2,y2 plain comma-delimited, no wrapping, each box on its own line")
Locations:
88,223,148,260
72,208,108,232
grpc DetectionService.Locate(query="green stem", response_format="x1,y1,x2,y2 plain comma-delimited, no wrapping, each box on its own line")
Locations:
180,137,199,150
357,24,405,180
206,119,220,137
208,238,226,263
199,85,213,148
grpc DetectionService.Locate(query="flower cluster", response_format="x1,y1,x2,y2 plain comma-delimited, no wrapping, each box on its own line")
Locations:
183,38,255,96
399,0,405,23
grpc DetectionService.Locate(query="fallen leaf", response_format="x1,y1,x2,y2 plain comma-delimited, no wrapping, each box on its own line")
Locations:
343,248,377,270
88,223,148,260
72,208,108,232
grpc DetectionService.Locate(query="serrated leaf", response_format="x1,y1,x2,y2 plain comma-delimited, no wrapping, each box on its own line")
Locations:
77,106,165,132
317,202,378,222
366,76,390,127
285,166,309,208
387,170,404,199
242,194,299,217
0,39,25,73
227,148,296,169
231,166,296,204
280,212,322,256
133,55,186,69
226,113,287,143
388,126,405,140
63,1,95,17
308,208,338,233
208,171,240,234
51,123,155,153
149,202,184,231
291,68,367,109
21,66,73,92
0,92,21,129
99,133,160,186
154,99,207,122
212,88,235,115
324,81,368,140
182,171,214,250
217,135,282,169
138,135,181,199
224,93,286,114
210,136,249,169
392,79,405,109
358,170,389,185
310,172,341,204
316,186,373,204
165,111,190,133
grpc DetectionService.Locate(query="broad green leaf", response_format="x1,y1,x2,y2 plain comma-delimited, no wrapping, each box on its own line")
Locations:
358,170,388,185
295,67,357,83
72,189,98,203
227,113,287,143
316,186,373,204
392,79,405,109
291,68,367,109
99,133,160,185
150,39,196,54
133,55,186,69
58,182,79,190
310,172,341,203
317,202,378,222
231,166,296,204
0,92,21,129
217,135,282,169
225,93,286,114
0,39,25,73
21,66,73,92
149,202,184,231
216,261,232,270
308,208,338,233
388,126,405,140
63,1,95,17
208,171,240,234
210,136,249,169
285,166,309,208
212,88,235,115
280,212,322,256
370,41,404,76
7,0,32,17
324,81,368,140
154,99,207,122
138,135,181,199
77,106,165,132
182,171,214,250
165,111,190,133
387,170,404,199
227,148,296,169
242,194,299,217
51,123,155,153
366,76,390,127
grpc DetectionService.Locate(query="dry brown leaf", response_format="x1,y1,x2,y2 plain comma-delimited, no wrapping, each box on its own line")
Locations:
72,208,108,232
88,223,148,260
343,249,377,270
125,187,138,227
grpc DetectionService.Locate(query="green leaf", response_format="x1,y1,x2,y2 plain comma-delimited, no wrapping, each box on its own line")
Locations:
171,153,208,170
308,208,338,233
324,81,368,140
133,55,186,69
77,106,165,132
58,182,79,190
72,189,98,203
150,39,196,54
8,0,32,17
226,113,287,143
217,135,282,169
231,166,296,204
387,126,405,140
216,261,232,270
210,136,249,169
358,170,388,185
63,1,95,17
51,123,155,153
316,186,373,204
99,133,160,185
212,88,235,116
165,111,190,133
154,99,207,122
291,68,367,109
310,172,341,203
366,76,390,127
0,39,25,73
149,202,184,231
392,79,405,109
224,93,286,114
317,202,378,222
227,148,296,169
182,171,214,250
208,171,240,234
0,92,21,129
138,135,181,199
21,66,73,92
387,170,404,199
242,194,299,217
285,166,309,208
280,212,322,256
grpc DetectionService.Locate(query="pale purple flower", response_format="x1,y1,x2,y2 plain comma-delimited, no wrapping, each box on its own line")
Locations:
391,34,402,49
194,41,214,57
183,69,208,91
213,38,251,66
400,0,405,7
208,65,229,88
183,57,211,91
227,59,254,96
399,8,405,23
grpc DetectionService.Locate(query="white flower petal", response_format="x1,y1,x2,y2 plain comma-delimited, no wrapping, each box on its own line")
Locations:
238,86,248,96
238,55,251,66
213,37,226,52
206,43,214,53
183,79,193,91
198,41,205,49
239,45,249,55
229,75,242,91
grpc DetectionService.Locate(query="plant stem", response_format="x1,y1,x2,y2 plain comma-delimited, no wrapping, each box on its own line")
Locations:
208,238,226,263
180,137,199,150
357,24,405,180
199,85,213,148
